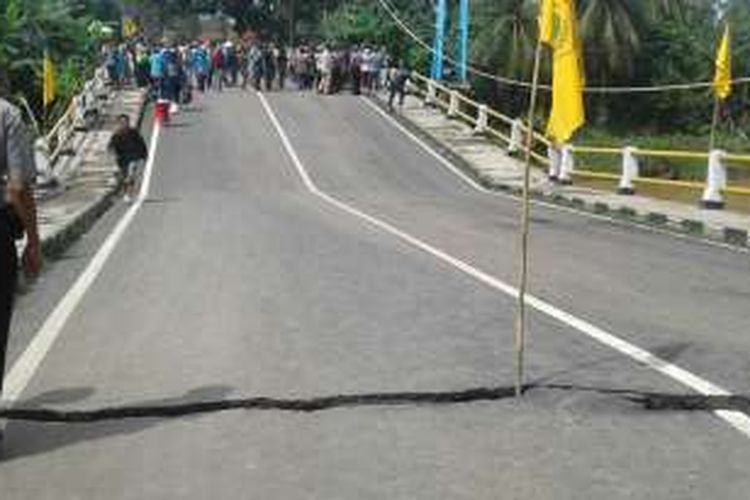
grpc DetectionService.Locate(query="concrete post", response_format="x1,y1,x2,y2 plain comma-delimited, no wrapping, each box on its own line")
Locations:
701,149,727,209
559,144,575,185
474,105,488,134
548,144,561,181
508,119,524,155
34,138,54,185
448,90,459,118
618,146,639,195
424,79,437,107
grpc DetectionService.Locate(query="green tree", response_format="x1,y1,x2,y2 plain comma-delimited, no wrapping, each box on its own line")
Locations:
0,0,98,122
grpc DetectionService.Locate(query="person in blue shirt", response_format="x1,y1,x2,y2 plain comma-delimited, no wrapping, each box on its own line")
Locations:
193,45,210,93
149,48,165,98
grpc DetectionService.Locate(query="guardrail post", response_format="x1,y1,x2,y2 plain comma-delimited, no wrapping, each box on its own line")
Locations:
474,105,488,134
424,80,437,107
701,149,727,209
618,146,639,195
508,119,523,155
548,144,561,180
34,138,54,186
447,90,459,117
558,144,575,185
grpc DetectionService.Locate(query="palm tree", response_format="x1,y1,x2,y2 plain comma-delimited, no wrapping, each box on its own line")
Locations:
578,0,644,83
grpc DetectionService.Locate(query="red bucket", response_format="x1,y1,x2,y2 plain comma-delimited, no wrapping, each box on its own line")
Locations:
155,99,170,124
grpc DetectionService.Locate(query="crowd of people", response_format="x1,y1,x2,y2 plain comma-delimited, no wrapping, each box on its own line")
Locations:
103,40,411,109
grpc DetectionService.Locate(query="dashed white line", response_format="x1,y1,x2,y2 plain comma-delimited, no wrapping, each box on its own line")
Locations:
258,91,750,439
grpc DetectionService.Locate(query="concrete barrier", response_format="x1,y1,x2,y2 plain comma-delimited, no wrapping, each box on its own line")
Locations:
508,119,523,155
474,104,488,135
618,146,639,195
559,144,575,185
701,149,727,209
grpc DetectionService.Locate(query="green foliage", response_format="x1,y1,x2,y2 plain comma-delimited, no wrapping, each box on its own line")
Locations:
320,1,430,71
0,0,101,126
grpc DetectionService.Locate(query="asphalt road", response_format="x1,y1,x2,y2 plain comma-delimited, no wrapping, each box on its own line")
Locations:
2,89,750,499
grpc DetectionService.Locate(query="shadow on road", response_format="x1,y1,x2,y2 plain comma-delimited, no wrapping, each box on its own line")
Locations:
1,385,234,462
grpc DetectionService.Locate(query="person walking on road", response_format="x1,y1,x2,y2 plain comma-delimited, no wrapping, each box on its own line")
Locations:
276,45,288,90
262,45,277,92
108,114,148,203
388,61,410,111
193,44,210,93
0,98,41,447
247,43,264,91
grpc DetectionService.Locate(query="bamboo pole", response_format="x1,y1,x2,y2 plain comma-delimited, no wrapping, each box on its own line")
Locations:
514,38,544,398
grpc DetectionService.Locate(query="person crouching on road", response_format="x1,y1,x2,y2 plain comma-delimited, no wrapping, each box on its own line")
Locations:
1,97,42,447
108,114,148,203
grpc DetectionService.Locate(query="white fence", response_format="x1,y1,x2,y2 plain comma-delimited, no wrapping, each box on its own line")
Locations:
36,67,109,185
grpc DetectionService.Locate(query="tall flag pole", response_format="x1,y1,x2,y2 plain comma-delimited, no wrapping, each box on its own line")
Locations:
514,0,585,398
514,0,548,398
456,0,470,83
431,0,447,80
711,23,732,150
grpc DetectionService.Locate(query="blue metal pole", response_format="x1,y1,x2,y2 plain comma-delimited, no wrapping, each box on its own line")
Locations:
457,0,470,82
431,0,447,80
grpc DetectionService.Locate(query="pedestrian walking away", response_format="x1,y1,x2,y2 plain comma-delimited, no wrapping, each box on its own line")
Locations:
108,114,148,203
388,61,411,110
0,97,41,450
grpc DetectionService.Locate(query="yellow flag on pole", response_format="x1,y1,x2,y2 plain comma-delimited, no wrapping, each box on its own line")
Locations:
43,50,56,109
714,24,732,101
545,0,586,143
539,0,555,45
123,17,139,38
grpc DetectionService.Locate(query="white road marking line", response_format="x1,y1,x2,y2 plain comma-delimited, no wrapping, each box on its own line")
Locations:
1,123,162,412
359,97,750,255
258,91,750,439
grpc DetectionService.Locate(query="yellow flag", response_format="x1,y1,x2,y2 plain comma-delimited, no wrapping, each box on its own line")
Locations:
545,0,585,143
123,17,139,38
43,50,56,109
714,24,732,101
539,0,555,45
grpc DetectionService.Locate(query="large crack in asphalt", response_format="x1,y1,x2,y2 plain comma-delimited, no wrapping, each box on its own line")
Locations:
0,384,747,423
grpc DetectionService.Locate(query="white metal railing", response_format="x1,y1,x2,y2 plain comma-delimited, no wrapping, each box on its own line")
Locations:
36,67,109,184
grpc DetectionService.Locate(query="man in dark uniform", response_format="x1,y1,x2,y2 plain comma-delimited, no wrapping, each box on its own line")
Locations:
108,114,148,202
1,97,41,445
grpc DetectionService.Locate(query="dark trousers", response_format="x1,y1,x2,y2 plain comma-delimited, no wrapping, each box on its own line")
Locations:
0,209,18,394
389,84,406,108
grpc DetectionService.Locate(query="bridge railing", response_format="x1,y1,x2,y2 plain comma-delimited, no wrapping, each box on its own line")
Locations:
409,72,750,209
36,67,109,185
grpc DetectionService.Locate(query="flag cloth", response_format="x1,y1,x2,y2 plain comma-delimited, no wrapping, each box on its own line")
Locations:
545,0,586,143
123,17,139,38
539,0,555,45
43,50,56,109
714,24,732,101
